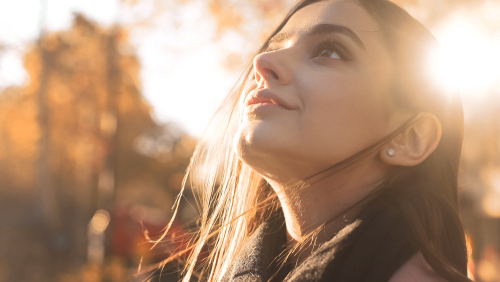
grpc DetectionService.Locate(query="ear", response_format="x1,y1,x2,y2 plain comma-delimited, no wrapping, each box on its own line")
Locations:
380,113,442,167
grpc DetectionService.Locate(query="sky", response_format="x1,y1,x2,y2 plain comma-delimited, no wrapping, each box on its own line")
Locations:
0,0,499,136
0,0,240,137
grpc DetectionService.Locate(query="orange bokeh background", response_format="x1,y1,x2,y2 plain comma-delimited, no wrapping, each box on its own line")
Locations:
0,0,499,281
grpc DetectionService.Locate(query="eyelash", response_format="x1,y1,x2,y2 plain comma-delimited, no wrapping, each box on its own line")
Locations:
263,40,350,61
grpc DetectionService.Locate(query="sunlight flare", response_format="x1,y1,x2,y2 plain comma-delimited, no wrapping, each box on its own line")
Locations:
431,13,500,96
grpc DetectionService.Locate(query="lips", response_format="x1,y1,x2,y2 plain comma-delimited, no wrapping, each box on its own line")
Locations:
244,88,295,110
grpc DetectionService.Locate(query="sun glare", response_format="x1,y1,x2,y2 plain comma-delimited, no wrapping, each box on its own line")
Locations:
431,9,500,96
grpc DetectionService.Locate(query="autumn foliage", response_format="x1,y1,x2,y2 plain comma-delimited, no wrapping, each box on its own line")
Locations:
0,15,196,281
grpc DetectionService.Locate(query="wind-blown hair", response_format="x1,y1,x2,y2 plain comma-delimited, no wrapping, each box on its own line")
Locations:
154,1,470,281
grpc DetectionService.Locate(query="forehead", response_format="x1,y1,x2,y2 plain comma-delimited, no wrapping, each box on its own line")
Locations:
281,0,383,50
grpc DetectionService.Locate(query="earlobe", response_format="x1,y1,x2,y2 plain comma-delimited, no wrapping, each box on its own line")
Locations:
380,113,442,167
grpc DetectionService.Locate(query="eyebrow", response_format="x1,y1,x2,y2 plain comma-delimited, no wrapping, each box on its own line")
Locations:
267,23,366,50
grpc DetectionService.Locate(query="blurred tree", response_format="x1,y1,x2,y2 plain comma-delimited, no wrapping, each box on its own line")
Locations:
0,0,496,280
0,14,196,281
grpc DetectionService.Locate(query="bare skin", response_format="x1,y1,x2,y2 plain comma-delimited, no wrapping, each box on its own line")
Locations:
233,0,443,279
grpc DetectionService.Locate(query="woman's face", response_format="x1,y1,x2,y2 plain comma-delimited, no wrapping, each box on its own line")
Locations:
233,0,397,181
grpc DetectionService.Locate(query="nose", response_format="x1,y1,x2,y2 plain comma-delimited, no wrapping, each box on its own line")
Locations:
253,51,293,86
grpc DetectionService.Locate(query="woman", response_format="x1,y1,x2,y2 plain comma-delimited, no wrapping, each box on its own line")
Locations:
158,0,470,281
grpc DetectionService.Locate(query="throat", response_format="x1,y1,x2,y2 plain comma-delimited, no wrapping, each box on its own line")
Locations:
266,161,387,252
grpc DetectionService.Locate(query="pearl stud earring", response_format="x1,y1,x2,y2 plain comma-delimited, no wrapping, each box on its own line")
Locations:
388,148,395,156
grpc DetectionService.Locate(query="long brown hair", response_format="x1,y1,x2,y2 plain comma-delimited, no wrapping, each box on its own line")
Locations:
152,1,470,281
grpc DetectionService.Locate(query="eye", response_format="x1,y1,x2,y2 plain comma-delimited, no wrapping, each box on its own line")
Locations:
318,48,341,59
313,41,349,60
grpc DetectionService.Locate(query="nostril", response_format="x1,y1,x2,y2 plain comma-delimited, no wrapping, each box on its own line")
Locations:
264,68,279,80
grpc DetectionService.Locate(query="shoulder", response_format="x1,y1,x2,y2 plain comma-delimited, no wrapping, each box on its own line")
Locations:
388,252,448,282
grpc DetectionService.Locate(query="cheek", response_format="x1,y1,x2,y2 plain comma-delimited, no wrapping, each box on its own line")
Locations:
303,73,382,128
296,74,389,163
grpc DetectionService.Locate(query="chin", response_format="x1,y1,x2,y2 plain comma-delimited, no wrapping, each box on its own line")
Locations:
233,120,275,160
232,119,305,181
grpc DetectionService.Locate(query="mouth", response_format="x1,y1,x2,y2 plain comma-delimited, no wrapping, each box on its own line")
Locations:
244,89,294,110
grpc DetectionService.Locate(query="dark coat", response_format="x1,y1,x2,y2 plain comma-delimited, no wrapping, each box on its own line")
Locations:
221,203,417,282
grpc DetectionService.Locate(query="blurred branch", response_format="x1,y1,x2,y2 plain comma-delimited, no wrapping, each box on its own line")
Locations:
36,37,62,231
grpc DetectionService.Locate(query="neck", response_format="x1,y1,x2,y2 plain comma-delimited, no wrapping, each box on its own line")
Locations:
266,156,388,260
